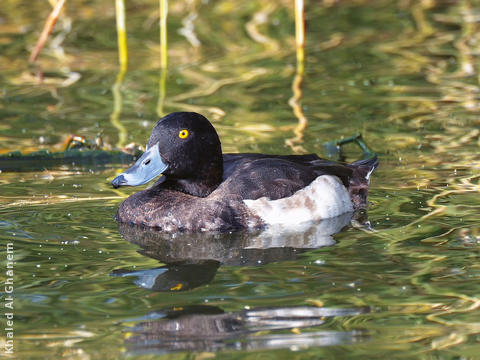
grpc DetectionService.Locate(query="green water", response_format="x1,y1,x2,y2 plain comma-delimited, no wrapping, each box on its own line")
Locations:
1,0,480,358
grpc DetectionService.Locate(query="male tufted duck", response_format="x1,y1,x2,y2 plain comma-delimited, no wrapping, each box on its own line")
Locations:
112,112,378,232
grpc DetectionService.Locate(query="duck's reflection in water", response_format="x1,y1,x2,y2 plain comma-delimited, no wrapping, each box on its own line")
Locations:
117,212,353,267
124,305,369,354
113,213,370,354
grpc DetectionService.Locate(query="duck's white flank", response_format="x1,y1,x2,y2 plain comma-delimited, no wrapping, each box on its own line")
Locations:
243,175,353,227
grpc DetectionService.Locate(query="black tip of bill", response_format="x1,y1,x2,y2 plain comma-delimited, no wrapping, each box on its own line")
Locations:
112,174,126,188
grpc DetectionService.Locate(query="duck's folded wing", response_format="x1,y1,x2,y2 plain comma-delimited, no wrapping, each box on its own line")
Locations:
220,154,354,201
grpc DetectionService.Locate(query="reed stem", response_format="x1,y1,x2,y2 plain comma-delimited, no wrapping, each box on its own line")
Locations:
157,0,169,116
160,0,168,69
115,0,128,72
111,0,128,148
286,0,307,153
29,0,66,63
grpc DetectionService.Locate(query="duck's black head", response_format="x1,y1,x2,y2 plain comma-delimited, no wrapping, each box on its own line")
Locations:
112,112,223,197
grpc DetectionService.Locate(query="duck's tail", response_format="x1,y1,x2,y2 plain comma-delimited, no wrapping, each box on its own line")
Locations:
346,155,379,209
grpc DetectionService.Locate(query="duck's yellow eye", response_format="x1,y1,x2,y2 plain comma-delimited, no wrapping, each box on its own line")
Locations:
178,129,189,139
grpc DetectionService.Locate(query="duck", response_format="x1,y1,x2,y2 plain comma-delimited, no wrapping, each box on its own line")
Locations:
112,112,378,232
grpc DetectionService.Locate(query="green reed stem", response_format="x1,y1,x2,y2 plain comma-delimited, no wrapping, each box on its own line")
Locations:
286,0,307,153
159,0,168,69
157,0,168,116
111,0,128,148
294,0,305,75
157,66,167,117
115,0,128,72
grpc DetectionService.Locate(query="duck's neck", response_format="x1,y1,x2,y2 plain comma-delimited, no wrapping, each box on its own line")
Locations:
162,160,223,197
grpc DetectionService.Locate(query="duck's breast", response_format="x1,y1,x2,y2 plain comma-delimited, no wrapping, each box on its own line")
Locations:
243,175,353,227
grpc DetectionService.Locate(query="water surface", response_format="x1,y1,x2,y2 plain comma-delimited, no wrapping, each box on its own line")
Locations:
1,0,480,358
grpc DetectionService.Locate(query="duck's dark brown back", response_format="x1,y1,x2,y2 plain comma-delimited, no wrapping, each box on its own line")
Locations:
218,153,354,201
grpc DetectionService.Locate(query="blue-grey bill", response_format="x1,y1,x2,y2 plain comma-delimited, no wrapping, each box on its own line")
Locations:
112,145,168,188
